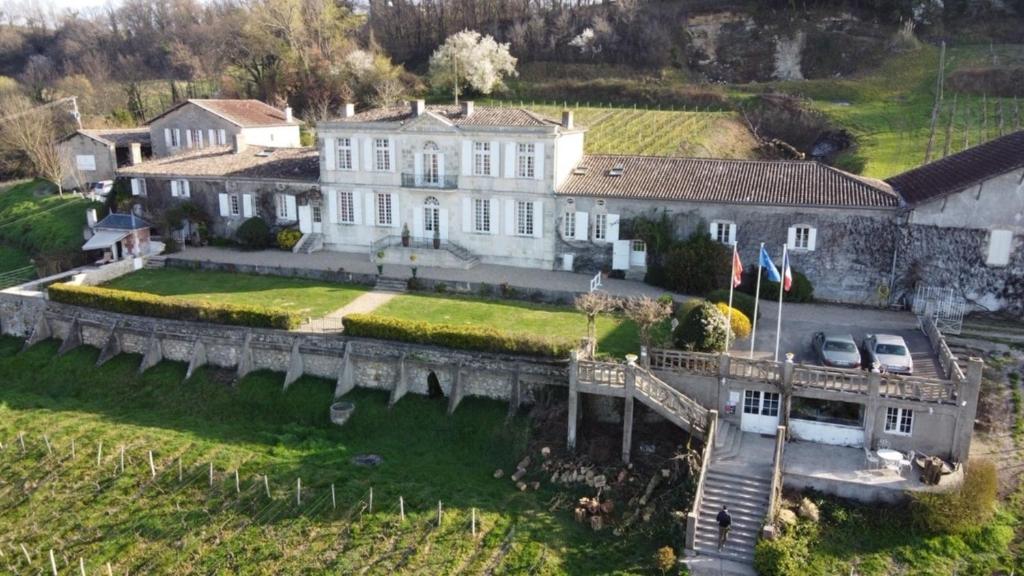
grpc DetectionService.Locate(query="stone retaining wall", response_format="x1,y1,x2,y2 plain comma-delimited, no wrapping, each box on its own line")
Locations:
0,292,567,410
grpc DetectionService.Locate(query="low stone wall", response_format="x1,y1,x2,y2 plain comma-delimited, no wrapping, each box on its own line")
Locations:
165,257,380,288
0,291,567,410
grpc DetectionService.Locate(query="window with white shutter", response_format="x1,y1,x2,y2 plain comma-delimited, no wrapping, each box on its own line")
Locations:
337,138,353,171
376,193,393,226
229,194,241,216
516,143,535,178
710,221,736,245
515,200,534,236
594,213,607,241
276,195,289,219
987,230,1013,266
338,191,355,223
473,142,491,176
473,198,491,233
374,138,391,171
564,211,576,238
789,224,816,251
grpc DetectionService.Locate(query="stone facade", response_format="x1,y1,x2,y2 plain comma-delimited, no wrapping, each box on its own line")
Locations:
558,196,899,304
150,102,300,158
59,134,116,189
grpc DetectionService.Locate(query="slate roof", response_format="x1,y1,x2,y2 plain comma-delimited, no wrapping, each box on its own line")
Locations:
148,99,299,128
556,155,900,208
95,212,150,231
117,146,319,182
78,128,151,147
335,104,561,127
886,130,1024,205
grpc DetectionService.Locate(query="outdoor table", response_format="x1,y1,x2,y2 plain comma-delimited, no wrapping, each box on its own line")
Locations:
876,448,903,470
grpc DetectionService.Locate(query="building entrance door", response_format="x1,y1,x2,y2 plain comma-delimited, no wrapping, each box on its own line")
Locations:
740,390,781,435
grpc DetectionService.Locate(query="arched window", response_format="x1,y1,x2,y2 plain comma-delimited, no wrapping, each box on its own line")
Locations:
423,142,440,185
424,196,440,234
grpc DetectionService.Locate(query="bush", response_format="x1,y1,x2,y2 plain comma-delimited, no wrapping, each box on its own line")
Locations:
49,283,301,330
236,217,273,250
753,527,813,576
674,301,729,352
706,289,759,320
434,282,448,294
342,313,572,358
740,267,815,303
277,228,302,251
654,546,676,575
715,302,752,340
659,233,731,296
912,459,998,534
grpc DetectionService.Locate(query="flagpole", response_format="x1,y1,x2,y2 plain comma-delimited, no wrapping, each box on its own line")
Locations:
774,244,787,362
749,242,764,359
725,242,736,353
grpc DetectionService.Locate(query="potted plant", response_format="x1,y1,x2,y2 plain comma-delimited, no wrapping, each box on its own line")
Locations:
432,227,441,249
376,250,385,275
401,223,411,247
409,253,418,278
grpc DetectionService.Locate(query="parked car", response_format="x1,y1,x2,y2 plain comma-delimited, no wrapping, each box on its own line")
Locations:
88,180,114,200
812,332,861,369
862,334,914,375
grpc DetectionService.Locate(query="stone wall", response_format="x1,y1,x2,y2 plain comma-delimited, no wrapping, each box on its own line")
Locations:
0,293,567,409
897,223,1024,314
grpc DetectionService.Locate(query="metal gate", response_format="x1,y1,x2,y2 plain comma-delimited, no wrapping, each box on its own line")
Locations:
912,285,966,335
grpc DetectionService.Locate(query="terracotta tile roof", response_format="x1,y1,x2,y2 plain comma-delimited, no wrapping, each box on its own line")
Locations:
79,128,151,147
886,130,1024,205
148,99,298,128
556,155,900,208
118,146,318,182
336,104,560,127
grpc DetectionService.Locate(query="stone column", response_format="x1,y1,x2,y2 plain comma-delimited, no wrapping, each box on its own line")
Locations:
863,367,881,450
951,357,984,463
567,349,579,452
622,358,637,464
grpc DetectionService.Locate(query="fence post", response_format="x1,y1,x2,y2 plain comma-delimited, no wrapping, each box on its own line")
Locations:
235,470,240,494
79,558,86,576
264,474,271,498
437,500,442,526
18,432,25,452
119,446,124,474
49,550,58,576
296,478,302,506
71,438,75,459
331,484,336,510
97,441,102,467
209,462,213,487
369,487,373,513
471,508,477,536
149,451,156,479
43,435,52,455
399,496,405,522
178,458,182,482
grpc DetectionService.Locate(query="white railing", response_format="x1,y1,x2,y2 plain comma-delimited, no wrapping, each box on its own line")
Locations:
576,360,627,389
727,356,781,383
685,410,717,552
791,364,870,395
634,369,709,432
648,348,719,377
879,373,959,404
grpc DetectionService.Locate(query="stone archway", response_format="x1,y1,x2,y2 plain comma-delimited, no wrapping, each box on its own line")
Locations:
427,371,443,399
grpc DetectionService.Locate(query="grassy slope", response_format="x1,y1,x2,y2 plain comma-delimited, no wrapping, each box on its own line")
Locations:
373,292,660,360
0,244,31,273
762,492,1019,576
104,268,368,319
762,43,1024,178
0,179,101,258
0,336,658,575
525,104,761,159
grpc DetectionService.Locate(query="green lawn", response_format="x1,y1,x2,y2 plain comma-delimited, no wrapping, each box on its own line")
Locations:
373,292,664,360
0,336,663,574
0,244,31,274
104,268,367,319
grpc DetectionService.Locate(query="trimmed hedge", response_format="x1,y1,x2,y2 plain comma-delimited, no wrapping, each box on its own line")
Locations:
342,313,572,358
707,289,759,320
49,283,301,330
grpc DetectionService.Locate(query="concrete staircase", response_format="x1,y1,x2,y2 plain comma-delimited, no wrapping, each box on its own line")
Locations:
144,256,166,270
374,276,408,293
692,421,771,565
294,233,324,254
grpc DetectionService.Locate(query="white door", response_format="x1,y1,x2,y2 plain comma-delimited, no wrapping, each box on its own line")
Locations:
311,203,323,234
298,204,312,234
630,239,647,267
740,390,781,435
612,239,631,270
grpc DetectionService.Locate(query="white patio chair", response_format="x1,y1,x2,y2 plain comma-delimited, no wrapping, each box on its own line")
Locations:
876,438,890,450
898,450,915,475
864,448,880,470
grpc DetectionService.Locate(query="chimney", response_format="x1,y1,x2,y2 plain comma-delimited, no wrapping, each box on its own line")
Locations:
284,106,293,123
462,100,475,117
561,110,574,130
232,133,247,155
129,142,143,165
411,99,425,117
341,102,355,118
86,208,97,229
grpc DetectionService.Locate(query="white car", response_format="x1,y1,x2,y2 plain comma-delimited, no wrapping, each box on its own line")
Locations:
862,334,914,375
88,180,114,200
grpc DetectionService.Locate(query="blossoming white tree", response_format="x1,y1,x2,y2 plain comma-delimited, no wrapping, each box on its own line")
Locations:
428,30,517,103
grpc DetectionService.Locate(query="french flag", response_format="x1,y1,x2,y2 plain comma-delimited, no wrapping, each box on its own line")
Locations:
782,247,793,292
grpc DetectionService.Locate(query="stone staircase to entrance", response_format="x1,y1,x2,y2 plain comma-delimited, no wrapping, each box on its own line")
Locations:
691,420,772,565
294,233,324,254
144,256,166,270
374,276,408,293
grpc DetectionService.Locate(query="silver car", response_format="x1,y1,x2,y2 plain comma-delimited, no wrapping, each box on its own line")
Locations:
863,334,914,375
812,332,861,369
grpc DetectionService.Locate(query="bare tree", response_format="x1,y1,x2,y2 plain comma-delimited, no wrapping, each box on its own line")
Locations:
0,94,76,195
574,291,616,358
622,296,672,354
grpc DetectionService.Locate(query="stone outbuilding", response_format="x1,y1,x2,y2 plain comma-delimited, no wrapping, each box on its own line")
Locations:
147,99,302,158
58,128,151,190
82,211,153,263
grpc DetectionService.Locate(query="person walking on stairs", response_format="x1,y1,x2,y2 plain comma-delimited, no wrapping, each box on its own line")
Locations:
716,505,732,551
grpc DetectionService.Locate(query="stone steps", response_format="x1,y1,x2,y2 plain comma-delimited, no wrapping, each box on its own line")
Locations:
144,256,166,270
374,277,408,293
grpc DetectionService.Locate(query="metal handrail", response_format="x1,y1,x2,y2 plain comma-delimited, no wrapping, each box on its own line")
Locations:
400,173,458,189
369,235,478,263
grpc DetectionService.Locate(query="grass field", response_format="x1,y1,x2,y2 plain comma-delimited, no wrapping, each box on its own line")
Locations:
0,336,661,574
367,292,662,360
0,244,31,274
104,268,368,319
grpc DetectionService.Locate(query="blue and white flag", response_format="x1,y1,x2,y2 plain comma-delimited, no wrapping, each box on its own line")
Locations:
759,245,781,282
